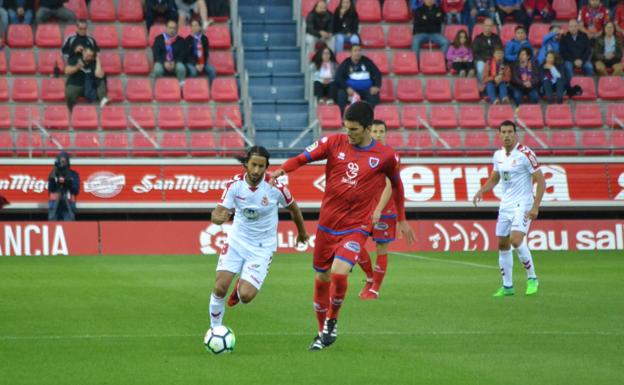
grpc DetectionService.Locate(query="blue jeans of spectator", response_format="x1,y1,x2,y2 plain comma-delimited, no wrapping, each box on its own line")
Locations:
564,60,594,81
512,87,539,105
542,79,564,103
411,33,450,58
337,88,380,114
476,60,487,84
446,12,462,24
486,81,508,103
0,7,8,35
186,63,217,85
8,9,33,24
334,33,360,53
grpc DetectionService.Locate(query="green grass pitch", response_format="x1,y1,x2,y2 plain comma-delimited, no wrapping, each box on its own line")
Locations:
1,251,623,385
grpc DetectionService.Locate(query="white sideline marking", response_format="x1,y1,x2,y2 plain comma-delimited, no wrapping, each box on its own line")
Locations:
391,252,496,270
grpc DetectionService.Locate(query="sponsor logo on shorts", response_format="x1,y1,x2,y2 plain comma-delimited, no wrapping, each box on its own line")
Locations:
250,275,261,285
374,222,389,231
344,241,361,253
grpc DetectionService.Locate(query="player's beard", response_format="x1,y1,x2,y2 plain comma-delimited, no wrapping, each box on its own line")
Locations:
247,172,264,186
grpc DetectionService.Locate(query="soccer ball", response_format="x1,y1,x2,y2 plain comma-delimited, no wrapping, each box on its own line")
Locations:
204,325,236,354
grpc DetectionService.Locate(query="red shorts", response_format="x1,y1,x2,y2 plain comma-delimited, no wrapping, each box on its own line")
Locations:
313,229,369,272
372,215,397,243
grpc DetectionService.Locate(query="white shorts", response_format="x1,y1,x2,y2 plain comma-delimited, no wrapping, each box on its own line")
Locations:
495,205,532,237
216,242,273,290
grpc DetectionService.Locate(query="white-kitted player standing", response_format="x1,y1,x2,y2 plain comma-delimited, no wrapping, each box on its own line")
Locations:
209,146,309,327
473,120,546,296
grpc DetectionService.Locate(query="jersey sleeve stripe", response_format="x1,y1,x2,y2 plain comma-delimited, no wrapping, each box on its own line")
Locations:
303,151,313,161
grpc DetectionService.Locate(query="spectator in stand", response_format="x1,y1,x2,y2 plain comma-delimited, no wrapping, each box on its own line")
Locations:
306,0,333,54
524,0,555,23
152,19,187,84
560,19,594,79
65,46,108,111
578,0,610,42
511,47,540,104
146,0,178,30
504,25,533,63
468,0,496,36
311,44,338,104
494,0,527,28
206,0,229,18
442,0,466,24
332,0,360,53
185,18,217,85
6,0,34,25
411,0,441,10
539,51,565,103
615,0,624,36
484,45,511,103
473,18,503,84
175,0,211,30
36,0,76,24
536,25,562,65
447,30,476,76
0,1,8,39
48,152,80,221
62,20,99,62
593,21,623,75
335,44,381,114
411,0,449,58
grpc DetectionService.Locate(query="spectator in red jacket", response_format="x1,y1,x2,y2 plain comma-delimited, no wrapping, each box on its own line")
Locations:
578,0,610,41
615,0,624,37
523,0,555,23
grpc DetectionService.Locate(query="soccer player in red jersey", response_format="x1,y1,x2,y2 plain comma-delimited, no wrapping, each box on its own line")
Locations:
270,102,415,350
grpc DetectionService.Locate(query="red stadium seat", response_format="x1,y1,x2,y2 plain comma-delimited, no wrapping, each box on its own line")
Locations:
179,26,192,39
7,24,33,48
317,104,342,129
209,50,236,75
89,0,116,21
454,78,480,102
93,25,119,48
63,25,77,38
402,106,429,128
575,104,603,128
581,131,610,155
487,105,513,128
132,133,159,157
123,51,151,75
553,0,577,20
0,131,13,155
612,131,624,155
387,25,412,48
336,51,350,64
161,133,188,156
367,51,389,75
65,0,88,19
301,0,317,16
392,51,419,74
38,50,64,75
0,78,8,102
598,76,624,100
380,77,395,103
458,105,486,129
0,51,6,74
517,104,545,128
46,132,71,152
220,132,245,149
101,106,128,130
187,106,214,129
129,106,156,129
528,23,549,47
606,103,624,127
206,25,232,49
356,0,382,22
419,51,447,75
71,105,98,130
550,131,578,155
16,132,44,156
103,132,130,156
0,106,11,129
190,132,217,156
500,23,520,45
444,24,468,44
570,77,597,101
211,78,239,102
158,106,185,130
121,25,148,48
148,25,166,46
396,78,423,102
436,132,463,156
383,0,411,21
360,26,385,48
430,106,458,128
545,105,574,128
471,24,485,41
407,132,434,155
425,78,452,102
215,105,242,127
99,51,122,75
374,105,400,129
35,24,62,48
155,78,182,102
464,131,492,156
183,78,210,102
9,50,36,74
106,77,124,102
43,106,70,130
14,106,41,129
12,78,39,102
386,132,405,147
41,78,65,102
118,0,144,22
126,78,154,102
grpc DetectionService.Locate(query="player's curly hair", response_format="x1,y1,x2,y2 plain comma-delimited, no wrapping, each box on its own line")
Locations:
344,101,374,129
237,145,270,166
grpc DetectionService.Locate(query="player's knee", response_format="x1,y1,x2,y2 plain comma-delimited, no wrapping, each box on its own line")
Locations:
238,288,256,304
498,239,511,250
213,282,229,298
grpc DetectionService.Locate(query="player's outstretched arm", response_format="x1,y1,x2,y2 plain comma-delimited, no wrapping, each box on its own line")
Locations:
211,205,232,225
527,169,545,219
473,171,500,206
286,201,309,245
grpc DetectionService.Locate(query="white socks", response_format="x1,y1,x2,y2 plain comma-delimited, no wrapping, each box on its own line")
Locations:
209,293,225,328
498,249,514,287
515,243,537,279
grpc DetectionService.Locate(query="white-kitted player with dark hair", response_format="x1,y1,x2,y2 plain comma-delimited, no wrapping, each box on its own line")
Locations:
208,146,309,328
473,120,546,297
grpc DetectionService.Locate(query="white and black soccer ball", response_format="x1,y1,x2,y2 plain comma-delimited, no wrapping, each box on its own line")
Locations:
204,325,236,354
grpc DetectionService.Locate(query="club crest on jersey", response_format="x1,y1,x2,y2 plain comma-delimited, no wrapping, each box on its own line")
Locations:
344,241,361,253
261,196,269,206
369,157,380,168
242,208,260,220
374,222,389,231
306,141,319,152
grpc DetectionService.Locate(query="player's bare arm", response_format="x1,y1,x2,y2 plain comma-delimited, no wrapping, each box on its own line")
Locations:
269,168,286,185
210,205,232,225
527,169,545,220
372,178,392,224
285,201,309,245
473,171,501,206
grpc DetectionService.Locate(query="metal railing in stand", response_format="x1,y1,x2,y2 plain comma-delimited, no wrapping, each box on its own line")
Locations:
32,122,63,152
418,116,450,149
288,119,319,149
225,117,254,147
515,117,549,149
128,116,161,154
612,115,624,130
232,0,253,144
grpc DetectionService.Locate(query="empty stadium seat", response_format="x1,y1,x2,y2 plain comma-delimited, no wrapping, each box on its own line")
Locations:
0,131,13,155
528,23,549,47
606,104,624,127
7,24,33,48
220,132,245,149
43,106,70,130
38,50,64,75
35,24,62,48
464,131,492,156
575,104,603,128
612,131,624,155
99,51,122,75
206,25,232,49
487,105,513,128
89,0,116,21
317,104,342,129
158,106,185,129
9,50,36,74
581,131,610,155
407,132,434,155
66,0,88,19
122,25,148,48
374,105,400,129
336,51,350,64
129,106,156,129
155,78,182,102
148,25,166,46
570,77,597,101
47,132,71,151
517,104,544,128
500,23,519,45
387,25,412,48
0,106,11,129
396,78,423,102
436,132,463,156
550,131,578,155
385,131,405,148
183,78,210,102
12,78,39,102
0,52,6,74
598,76,624,100
402,106,428,128
215,105,242,127
14,106,41,128
16,132,44,156
0,78,8,102
123,51,151,75
545,105,574,128
419,51,446,75
458,105,486,129
553,0,577,20
430,106,458,128
187,106,214,129
106,77,124,102
126,78,154,102
367,51,389,74
132,133,159,157
380,77,395,103
356,0,382,21
101,106,128,130
71,105,98,130
392,51,419,74
383,0,411,21
118,0,143,22
209,50,236,75
444,24,468,44
425,78,452,102
41,78,65,102
161,133,188,156
93,25,119,48
454,78,480,102
211,78,239,102
190,132,217,155
75,132,101,156
360,26,385,48
103,132,130,156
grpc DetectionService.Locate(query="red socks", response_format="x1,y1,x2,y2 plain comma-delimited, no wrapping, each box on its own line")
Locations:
371,253,388,293
357,248,374,281
313,277,330,333
327,273,349,320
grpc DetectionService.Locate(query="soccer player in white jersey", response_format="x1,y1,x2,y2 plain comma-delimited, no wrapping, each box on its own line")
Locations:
209,146,309,328
473,120,545,296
